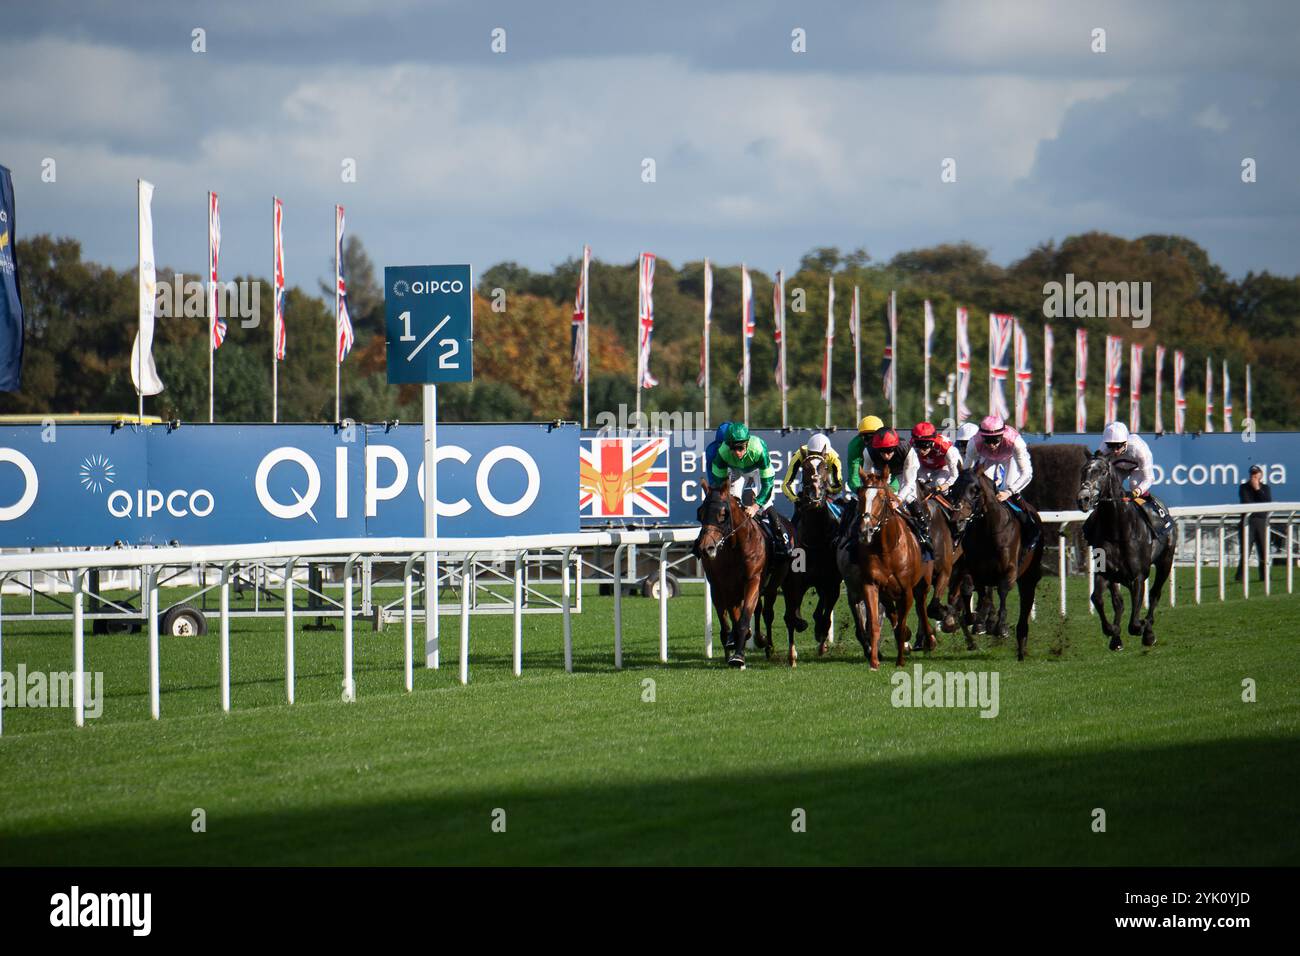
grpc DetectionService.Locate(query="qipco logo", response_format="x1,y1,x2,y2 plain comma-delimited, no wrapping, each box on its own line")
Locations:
107,487,215,518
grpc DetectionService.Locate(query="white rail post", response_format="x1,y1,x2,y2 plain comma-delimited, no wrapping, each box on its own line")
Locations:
704,575,713,659
1194,522,1203,605
425,552,439,670
147,566,160,720
658,541,670,663
1242,521,1250,599
1168,521,1178,607
220,562,233,712
402,553,420,692
513,550,525,676
459,553,473,685
1057,527,1067,617
285,558,297,704
73,569,85,727
0,574,7,736
343,554,359,702
1288,514,1295,595
1218,522,1226,602
1265,516,1272,596
562,546,575,674
613,542,628,669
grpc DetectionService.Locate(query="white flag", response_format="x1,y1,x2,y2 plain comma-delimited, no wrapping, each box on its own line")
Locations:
131,179,164,396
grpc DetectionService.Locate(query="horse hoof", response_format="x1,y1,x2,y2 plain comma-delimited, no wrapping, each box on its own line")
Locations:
1108,637,1124,652
818,641,829,656
972,624,986,636
1142,633,1156,647
793,618,809,633
764,646,773,661
941,617,957,634
926,601,944,619
727,652,746,668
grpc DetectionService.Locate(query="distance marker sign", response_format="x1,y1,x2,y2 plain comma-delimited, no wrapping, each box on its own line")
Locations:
384,264,474,384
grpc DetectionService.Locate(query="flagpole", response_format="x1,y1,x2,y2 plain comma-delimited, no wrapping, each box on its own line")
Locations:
824,277,833,430
334,207,342,423
272,198,278,425
703,259,710,430
853,286,861,425
923,301,931,424
742,262,749,425
890,290,898,428
582,248,590,429
137,179,144,423
208,192,214,424
779,274,787,430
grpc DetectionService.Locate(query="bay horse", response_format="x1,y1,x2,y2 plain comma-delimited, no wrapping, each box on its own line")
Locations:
946,469,1043,661
694,480,790,668
780,454,843,666
835,469,936,670
917,481,959,623
1077,453,1175,650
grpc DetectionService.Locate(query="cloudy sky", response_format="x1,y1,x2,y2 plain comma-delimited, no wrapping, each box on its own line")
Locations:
5,0,1298,287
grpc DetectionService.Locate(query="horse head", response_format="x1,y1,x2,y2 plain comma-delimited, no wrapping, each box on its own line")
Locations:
1077,452,1134,511
857,467,892,544
948,468,985,535
694,479,735,559
797,454,830,510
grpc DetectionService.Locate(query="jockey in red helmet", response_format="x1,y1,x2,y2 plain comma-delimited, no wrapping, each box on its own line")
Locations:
854,427,933,558
908,421,961,494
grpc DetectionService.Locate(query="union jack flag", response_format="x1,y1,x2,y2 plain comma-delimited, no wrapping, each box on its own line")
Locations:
1129,342,1143,432
697,257,711,388
988,312,1014,420
882,291,897,402
273,197,286,361
637,252,657,389
772,269,784,388
1075,328,1088,432
852,286,862,408
1104,335,1123,424
1013,319,1031,430
821,276,835,402
956,307,972,422
572,244,590,384
208,191,226,350
1222,360,1232,432
1043,324,1054,433
335,205,354,363
578,436,669,518
1205,357,1214,433
1154,345,1166,433
738,264,754,388
1173,349,1186,434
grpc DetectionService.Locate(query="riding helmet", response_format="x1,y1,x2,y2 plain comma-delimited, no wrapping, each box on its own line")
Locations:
726,422,751,445
978,414,1006,437
807,433,832,455
911,421,937,442
857,415,885,434
870,428,900,449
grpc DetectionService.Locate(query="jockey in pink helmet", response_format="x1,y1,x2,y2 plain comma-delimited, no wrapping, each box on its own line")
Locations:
962,414,1033,503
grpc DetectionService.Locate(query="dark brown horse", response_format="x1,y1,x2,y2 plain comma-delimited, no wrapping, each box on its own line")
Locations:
695,480,790,668
780,454,843,666
835,469,936,670
946,469,1043,660
918,483,959,622
1077,453,1175,650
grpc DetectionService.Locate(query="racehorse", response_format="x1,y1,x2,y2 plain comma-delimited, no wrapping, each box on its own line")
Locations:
694,480,791,668
946,468,1043,661
1076,453,1175,650
836,469,936,670
780,453,843,666
918,482,959,623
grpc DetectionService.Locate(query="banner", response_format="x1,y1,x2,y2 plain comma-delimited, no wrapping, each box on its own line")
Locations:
0,423,578,546
1205,357,1214,433
851,285,861,411
821,276,835,403
988,312,1013,420
1075,328,1088,432
1013,318,1031,430
1043,324,1054,433
208,191,225,351
1154,345,1166,433
772,269,784,389
1246,364,1252,423
273,197,286,361
335,205,354,363
1129,342,1143,432
956,307,972,423
881,291,896,403
1223,360,1232,432
923,300,935,421
571,245,589,383
1104,334,1123,425
130,180,164,396
637,252,657,389
0,164,25,391
1174,349,1186,434
697,257,711,389
738,264,754,389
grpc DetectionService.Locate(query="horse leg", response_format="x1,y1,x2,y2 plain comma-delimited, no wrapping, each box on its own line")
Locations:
895,591,915,667
783,576,807,668
1108,581,1125,652
1127,575,1147,638
848,597,869,658
1144,548,1173,647
864,585,883,671
1091,574,1120,649
958,576,978,650
913,578,937,653
941,570,965,633
974,587,994,636
812,580,836,656
993,578,1012,639
1015,569,1039,661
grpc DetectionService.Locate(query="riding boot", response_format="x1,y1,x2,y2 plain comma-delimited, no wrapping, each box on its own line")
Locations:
766,510,790,558
907,500,934,559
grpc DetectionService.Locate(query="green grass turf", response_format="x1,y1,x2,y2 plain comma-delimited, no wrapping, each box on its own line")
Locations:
0,572,1297,866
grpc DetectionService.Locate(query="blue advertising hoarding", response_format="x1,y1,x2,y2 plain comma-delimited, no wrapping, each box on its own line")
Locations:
0,423,576,547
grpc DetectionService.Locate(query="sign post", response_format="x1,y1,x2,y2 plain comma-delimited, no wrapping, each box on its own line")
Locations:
385,264,474,669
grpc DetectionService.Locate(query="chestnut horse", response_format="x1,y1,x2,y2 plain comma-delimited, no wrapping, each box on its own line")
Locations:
694,480,789,668
946,469,1043,661
780,453,843,666
835,469,936,670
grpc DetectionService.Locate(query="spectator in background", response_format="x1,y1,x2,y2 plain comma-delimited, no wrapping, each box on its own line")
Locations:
1236,465,1271,582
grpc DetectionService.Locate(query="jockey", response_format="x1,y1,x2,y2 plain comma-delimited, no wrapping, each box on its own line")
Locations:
702,421,733,478
843,415,886,497
954,421,979,459
873,428,934,557
907,421,961,493
708,422,791,557
1099,421,1173,533
962,414,1037,546
782,432,843,510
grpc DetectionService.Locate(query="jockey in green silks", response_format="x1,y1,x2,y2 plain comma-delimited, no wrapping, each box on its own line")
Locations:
708,422,790,557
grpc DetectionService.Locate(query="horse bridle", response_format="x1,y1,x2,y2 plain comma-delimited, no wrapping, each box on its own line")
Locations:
699,494,757,558
797,455,828,508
